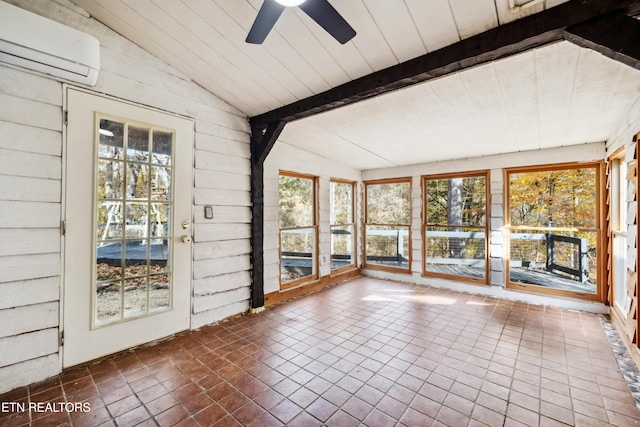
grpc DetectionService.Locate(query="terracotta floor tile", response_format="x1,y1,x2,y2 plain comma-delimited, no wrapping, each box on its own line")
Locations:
99,384,134,406
59,367,91,385
507,402,541,427
113,405,150,426
306,397,338,422
271,377,300,397
137,383,168,404
409,394,441,418
437,405,470,426
2,277,640,426
472,403,506,426
253,389,284,410
400,406,436,427
106,394,141,418
287,386,318,408
540,400,574,425
362,408,396,427
206,381,236,401
443,392,474,416
232,401,266,425
341,395,373,421
31,410,71,426
217,390,249,413
182,392,215,415
154,404,189,427
146,393,179,416
191,402,226,426
268,398,302,424
325,409,361,427
73,406,112,427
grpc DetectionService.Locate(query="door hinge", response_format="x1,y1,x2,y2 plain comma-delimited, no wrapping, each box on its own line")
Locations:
64,110,68,126
59,330,64,347
61,220,66,236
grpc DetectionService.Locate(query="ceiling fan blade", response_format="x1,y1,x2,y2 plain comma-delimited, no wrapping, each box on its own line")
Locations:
299,0,356,44
246,0,286,44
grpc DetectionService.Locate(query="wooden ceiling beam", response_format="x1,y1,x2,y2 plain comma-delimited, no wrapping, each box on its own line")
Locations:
251,120,286,166
250,0,640,129
249,120,285,309
565,12,640,70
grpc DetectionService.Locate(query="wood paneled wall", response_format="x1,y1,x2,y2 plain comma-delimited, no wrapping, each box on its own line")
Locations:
0,0,252,393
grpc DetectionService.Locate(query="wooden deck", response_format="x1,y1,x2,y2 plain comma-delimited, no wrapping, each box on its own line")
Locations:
96,241,169,266
427,264,596,293
283,257,596,294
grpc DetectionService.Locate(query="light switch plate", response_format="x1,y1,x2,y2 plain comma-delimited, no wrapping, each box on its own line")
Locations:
204,206,213,219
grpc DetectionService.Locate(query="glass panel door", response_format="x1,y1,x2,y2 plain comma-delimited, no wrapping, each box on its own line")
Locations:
423,173,488,283
506,164,602,299
63,88,193,368
95,119,173,326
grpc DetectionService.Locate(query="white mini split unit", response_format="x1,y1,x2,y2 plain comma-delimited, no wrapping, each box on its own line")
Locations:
0,1,100,86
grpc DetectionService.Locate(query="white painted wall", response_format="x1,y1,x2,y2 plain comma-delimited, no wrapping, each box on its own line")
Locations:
0,0,250,393
605,94,640,320
607,95,640,154
263,142,362,295
360,143,608,311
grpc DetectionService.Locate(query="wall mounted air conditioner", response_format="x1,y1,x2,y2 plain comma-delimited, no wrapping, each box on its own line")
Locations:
0,1,100,86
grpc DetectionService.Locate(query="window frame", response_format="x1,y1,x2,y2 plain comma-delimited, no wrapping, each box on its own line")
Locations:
330,178,357,274
505,161,604,301
421,170,490,285
608,149,630,318
363,177,412,273
278,170,319,289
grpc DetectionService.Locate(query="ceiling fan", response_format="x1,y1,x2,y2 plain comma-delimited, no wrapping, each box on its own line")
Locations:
246,0,356,45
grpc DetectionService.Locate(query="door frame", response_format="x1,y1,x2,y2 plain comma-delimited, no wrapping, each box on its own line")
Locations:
60,86,194,368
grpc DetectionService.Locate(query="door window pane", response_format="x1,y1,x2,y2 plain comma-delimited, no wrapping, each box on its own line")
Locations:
507,165,600,297
95,118,175,326
127,125,150,161
99,119,124,160
152,130,172,166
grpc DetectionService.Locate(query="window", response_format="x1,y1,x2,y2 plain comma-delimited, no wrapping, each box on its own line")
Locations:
610,154,629,314
364,178,411,271
330,180,356,272
279,172,318,288
95,118,174,325
423,172,488,283
506,163,602,299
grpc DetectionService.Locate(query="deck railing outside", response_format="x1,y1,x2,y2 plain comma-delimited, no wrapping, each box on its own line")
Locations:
280,229,588,283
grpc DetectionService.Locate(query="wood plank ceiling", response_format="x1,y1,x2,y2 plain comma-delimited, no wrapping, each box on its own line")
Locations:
70,0,640,169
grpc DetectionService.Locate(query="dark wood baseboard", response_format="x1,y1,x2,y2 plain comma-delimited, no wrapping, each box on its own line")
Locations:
264,268,361,307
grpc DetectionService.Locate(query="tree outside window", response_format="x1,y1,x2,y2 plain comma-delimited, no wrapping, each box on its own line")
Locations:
423,172,488,283
279,173,318,287
330,180,355,272
364,179,411,271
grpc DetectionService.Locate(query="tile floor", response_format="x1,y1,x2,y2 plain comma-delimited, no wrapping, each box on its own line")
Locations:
2,276,640,426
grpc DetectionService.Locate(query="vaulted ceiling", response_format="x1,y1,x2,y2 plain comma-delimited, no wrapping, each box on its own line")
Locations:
71,0,640,169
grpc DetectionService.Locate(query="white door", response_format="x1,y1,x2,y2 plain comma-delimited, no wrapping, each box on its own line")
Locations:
63,88,193,368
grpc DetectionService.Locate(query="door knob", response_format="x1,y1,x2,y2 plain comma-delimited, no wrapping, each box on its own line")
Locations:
181,235,191,243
